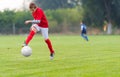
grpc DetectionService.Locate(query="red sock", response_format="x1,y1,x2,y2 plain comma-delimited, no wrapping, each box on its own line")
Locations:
25,30,35,45
45,39,54,54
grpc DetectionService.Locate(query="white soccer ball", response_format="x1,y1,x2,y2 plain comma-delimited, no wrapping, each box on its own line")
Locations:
21,46,32,57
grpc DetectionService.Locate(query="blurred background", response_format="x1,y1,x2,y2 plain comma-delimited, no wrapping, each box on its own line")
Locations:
0,0,120,35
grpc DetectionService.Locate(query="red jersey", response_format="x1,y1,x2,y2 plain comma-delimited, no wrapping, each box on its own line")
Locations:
32,8,48,28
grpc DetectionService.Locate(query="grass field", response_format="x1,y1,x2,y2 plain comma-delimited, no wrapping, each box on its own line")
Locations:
0,35,120,77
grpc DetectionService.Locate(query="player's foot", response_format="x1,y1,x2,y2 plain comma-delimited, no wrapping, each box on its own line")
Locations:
22,42,27,47
50,53,55,60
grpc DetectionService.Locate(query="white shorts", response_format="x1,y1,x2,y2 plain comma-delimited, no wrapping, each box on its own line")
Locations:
32,24,49,39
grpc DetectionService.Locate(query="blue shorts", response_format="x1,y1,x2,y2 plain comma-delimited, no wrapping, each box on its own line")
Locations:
82,29,86,34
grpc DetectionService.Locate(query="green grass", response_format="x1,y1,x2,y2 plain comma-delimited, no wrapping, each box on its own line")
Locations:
0,35,120,77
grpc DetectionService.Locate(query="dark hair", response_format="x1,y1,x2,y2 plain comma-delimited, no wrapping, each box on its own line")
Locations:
81,20,85,24
29,2,37,9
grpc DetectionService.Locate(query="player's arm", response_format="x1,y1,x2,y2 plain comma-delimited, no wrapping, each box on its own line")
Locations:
25,20,41,25
81,25,83,30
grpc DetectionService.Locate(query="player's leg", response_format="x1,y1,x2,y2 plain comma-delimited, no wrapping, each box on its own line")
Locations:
23,24,38,46
84,31,89,41
81,30,89,41
40,28,55,59
84,35,89,41
81,33,86,39
81,33,84,38
81,33,88,41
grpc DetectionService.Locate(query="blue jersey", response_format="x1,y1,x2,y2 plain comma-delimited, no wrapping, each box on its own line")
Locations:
81,24,87,34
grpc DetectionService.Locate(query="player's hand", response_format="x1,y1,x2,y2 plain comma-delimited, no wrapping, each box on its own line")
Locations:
25,20,32,25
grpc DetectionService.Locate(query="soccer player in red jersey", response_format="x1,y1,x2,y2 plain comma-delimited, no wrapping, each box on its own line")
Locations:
23,2,55,60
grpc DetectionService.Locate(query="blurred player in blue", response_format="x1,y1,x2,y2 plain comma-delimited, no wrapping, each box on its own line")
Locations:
80,21,89,41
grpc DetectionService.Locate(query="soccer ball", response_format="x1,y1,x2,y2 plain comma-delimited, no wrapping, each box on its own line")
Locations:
21,46,32,57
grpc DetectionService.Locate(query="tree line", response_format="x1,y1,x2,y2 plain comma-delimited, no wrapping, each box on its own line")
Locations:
0,0,120,34
0,8,82,34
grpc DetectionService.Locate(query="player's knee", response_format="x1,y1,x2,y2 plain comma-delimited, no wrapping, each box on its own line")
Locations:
44,37,49,40
30,26,37,33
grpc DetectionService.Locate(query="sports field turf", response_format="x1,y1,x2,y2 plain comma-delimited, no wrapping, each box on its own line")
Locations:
0,35,120,77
